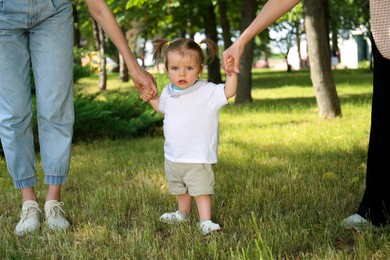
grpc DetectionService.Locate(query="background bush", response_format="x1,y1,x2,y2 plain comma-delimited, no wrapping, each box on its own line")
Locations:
72,91,162,142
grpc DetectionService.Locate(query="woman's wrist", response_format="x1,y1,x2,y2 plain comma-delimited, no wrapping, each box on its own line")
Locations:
238,29,254,48
125,59,145,78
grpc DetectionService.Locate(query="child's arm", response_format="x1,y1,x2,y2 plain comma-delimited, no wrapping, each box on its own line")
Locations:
149,97,164,115
224,57,238,99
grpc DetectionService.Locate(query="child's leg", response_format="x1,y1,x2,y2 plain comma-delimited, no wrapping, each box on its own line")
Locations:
178,193,192,216
195,194,222,234
159,193,191,224
194,194,211,221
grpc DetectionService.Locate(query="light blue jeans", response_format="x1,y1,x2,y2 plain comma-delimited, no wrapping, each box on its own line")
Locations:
0,0,74,189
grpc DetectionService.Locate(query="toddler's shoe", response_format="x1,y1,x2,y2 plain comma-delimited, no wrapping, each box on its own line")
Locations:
15,200,41,236
199,220,222,235
341,213,369,229
44,200,70,230
159,210,188,224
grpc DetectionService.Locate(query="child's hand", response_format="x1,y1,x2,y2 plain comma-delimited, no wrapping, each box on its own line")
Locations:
222,41,243,76
226,56,235,76
140,88,155,102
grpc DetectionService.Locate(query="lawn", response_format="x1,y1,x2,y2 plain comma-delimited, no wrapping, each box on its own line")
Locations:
1,68,389,259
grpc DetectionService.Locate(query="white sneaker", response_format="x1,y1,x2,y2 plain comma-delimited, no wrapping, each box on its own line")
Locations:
199,220,222,235
44,200,70,230
15,200,41,236
341,214,369,229
159,210,188,224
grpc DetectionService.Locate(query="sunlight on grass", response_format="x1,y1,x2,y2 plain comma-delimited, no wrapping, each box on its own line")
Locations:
76,73,138,95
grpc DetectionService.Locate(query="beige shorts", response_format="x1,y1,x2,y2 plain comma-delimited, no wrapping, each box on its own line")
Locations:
164,159,215,196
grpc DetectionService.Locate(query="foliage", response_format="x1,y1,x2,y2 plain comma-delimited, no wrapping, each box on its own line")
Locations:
74,63,94,83
329,0,370,32
72,0,371,69
73,47,95,83
73,91,162,142
271,2,304,55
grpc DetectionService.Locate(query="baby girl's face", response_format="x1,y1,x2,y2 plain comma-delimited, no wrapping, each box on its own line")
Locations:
166,50,203,89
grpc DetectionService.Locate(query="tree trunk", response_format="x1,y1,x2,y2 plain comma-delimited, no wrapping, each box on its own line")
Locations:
140,39,147,69
119,54,129,82
304,0,341,118
124,28,139,82
330,21,340,63
235,0,256,104
72,5,81,48
218,0,233,49
295,22,304,70
262,50,269,68
92,19,107,90
286,49,292,72
204,3,222,83
98,25,107,91
119,28,129,82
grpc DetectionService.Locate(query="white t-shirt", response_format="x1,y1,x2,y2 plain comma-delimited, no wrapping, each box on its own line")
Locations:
158,80,228,164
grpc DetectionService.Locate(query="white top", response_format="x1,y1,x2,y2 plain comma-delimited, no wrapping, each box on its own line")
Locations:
158,80,228,163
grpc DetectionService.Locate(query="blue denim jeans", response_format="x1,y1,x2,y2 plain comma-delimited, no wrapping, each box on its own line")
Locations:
0,0,74,189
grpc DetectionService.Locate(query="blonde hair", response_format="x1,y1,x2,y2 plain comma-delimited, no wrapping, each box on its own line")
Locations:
152,38,218,70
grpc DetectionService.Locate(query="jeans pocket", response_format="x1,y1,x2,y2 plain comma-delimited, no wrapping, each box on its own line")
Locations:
50,0,70,9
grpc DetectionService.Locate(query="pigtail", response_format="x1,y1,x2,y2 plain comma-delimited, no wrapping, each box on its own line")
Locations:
152,39,170,62
200,38,218,63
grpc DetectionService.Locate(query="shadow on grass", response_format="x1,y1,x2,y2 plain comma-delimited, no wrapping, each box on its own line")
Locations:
252,69,372,90
216,137,368,227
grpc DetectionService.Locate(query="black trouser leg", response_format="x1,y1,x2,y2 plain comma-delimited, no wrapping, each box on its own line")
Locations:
357,38,390,226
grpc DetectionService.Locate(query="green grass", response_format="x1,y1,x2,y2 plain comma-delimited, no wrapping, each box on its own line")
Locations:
1,68,389,259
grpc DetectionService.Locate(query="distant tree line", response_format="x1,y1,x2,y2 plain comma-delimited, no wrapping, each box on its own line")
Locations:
72,0,370,118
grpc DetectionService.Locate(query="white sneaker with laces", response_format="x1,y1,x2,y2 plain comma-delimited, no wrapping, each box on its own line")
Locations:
44,200,70,230
159,210,188,224
15,200,41,236
199,220,222,235
341,213,369,228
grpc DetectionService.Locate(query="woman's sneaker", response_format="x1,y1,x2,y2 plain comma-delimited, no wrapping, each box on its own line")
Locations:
159,210,188,224
44,200,70,230
199,220,222,235
15,200,41,236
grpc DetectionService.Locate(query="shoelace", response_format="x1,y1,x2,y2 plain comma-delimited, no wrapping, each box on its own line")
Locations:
46,202,66,218
20,204,41,223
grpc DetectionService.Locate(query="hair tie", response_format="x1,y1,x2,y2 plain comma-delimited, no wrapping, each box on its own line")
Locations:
166,41,171,46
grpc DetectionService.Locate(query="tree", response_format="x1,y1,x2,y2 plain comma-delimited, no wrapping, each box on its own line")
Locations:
271,23,295,72
304,0,341,118
327,0,370,65
91,19,107,90
72,4,82,48
272,2,305,71
218,0,233,49
204,2,223,83
235,0,257,104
